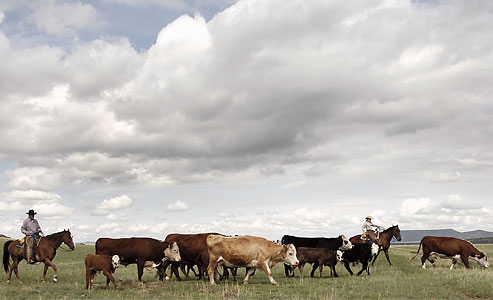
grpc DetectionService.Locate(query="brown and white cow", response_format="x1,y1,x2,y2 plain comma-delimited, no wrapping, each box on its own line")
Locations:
207,235,298,285
95,237,181,281
411,236,489,269
85,254,120,290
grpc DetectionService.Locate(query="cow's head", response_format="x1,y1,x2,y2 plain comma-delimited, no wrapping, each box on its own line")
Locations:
164,241,181,262
111,255,120,270
282,244,299,266
473,252,489,268
339,235,353,250
371,243,379,256
336,250,343,262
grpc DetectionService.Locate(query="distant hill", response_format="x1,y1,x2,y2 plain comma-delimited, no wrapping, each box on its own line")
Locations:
397,229,493,244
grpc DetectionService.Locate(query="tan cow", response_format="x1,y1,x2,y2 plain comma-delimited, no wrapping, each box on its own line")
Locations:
207,235,298,285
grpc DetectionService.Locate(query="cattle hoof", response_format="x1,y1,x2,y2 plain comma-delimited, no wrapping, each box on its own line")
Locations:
243,281,249,285
53,278,58,283
6,280,9,283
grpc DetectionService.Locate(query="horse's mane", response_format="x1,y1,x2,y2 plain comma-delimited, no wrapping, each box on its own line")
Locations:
45,230,67,240
382,225,397,233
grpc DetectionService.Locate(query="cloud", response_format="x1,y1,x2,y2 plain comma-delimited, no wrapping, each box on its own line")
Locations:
128,222,168,234
2,190,62,203
33,0,102,37
106,213,128,221
167,200,189,212
282,181,306,189
398,195,491,230
97,195,132,211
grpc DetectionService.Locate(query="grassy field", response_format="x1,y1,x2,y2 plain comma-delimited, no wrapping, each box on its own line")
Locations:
1,238,493,299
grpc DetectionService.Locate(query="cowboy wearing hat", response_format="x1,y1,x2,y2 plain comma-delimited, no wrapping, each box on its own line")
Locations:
361,216,380,242
21,209,43,264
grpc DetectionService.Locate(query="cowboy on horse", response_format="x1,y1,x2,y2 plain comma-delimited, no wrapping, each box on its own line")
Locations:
361,216,383,242
20,209,43,264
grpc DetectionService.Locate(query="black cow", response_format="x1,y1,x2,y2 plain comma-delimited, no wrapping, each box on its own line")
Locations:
281,234,352,277
340,243,377,276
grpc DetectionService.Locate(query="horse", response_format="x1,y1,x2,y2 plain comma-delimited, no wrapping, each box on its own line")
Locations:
3,229,76,283
350,225,401,265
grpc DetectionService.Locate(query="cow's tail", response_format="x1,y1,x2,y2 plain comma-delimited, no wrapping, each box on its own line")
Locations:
409,238,424,260
3,240,13,273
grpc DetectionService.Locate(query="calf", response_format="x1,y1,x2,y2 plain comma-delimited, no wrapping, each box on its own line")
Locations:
281,234,352,277
411,236,489,269
293,247,343,278
85,254,120,290
207,235,298,285
340,243,377,276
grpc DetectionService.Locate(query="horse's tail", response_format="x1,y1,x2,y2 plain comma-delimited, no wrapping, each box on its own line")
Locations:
3,240,13,273
409,238,424,260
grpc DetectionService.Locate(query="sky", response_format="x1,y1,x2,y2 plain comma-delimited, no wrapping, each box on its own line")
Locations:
1,0,493,242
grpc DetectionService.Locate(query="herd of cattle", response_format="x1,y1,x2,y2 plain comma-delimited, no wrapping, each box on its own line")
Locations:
80,231,490,290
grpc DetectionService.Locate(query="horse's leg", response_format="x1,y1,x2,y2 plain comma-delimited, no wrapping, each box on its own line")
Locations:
383,248,392,265
41,263,49,282
8,256,21,283
43,259,58,282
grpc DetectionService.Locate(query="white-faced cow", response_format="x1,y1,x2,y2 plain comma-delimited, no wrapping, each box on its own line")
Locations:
95,237,181,282
207,235,299,285
411,236,489,269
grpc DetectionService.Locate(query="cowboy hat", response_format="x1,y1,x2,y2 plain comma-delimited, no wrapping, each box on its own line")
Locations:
26,209,37,215
365,216,372,220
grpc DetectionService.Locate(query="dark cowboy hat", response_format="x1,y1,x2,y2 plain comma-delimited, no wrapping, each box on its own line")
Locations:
26,209,37,215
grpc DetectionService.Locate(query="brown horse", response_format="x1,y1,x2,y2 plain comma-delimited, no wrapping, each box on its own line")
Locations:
350,225,401,265
3,229,75,283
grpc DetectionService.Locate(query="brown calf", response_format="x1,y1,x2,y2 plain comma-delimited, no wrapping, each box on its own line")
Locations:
85,254,120,290
292,247,342,278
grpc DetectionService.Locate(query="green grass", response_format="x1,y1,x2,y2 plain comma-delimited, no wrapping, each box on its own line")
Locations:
1,238,493,299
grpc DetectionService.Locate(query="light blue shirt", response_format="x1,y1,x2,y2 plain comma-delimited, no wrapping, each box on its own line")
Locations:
21,218,42,235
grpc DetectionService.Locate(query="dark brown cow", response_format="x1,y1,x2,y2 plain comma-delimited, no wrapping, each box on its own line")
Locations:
411,236,489,269
292,247,342,278
85,254,119,290
95,237,181,282
163,233,221,281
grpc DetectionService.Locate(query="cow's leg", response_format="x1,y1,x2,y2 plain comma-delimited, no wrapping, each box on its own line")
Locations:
343,261,354,276
137,259,145,282
450,259,457,270
372,247,382,265
383,248,392,265
261,261,278,285
43,259,58,283
207,258,218,285
231,267,238,282
180,263,189,279
85,267,91,289
298,263,305,278
171,262,183,281
460,253,470,268
243,267,256,285
319,263,323,278
156,264,170,282
159,260,171,281
330,263,338,278
103,270,118,289
310,262,319,278
284,263,292,277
